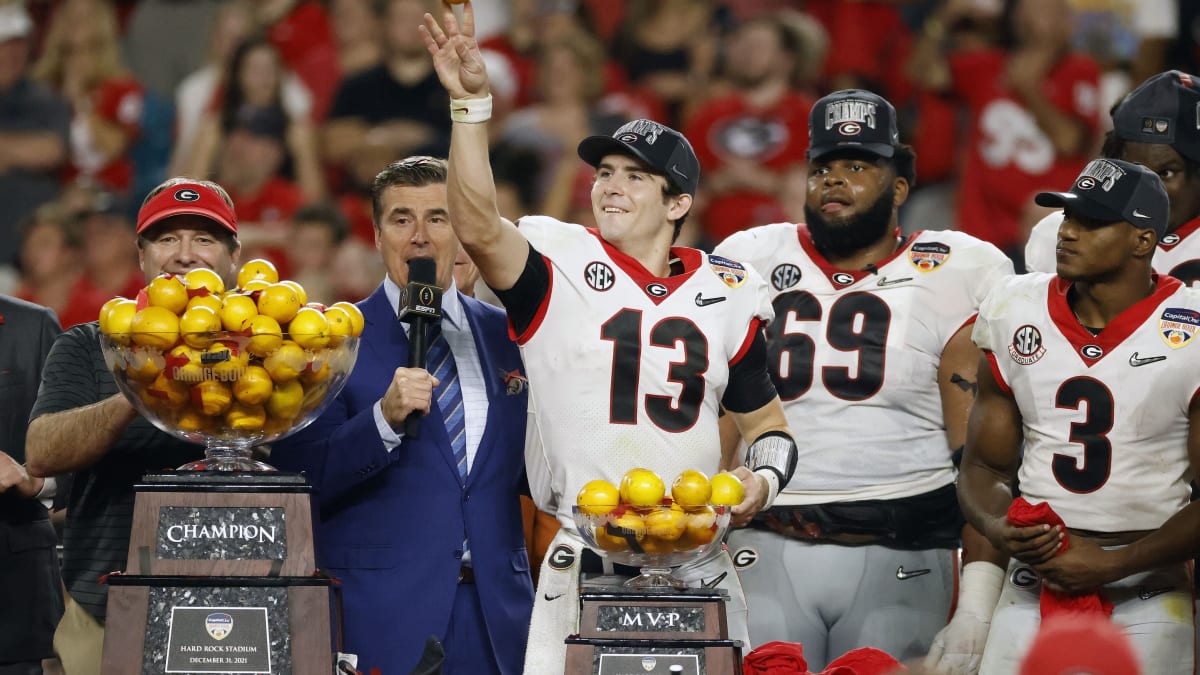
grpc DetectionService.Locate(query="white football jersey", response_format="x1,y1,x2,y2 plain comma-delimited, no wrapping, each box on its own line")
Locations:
518,216,775,526
974,273,1198,532
715,224,1013,504
1026,213,1200,285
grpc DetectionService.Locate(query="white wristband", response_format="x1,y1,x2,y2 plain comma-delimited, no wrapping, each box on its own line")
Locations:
753,468,781,510
450,95,493,123
34,475,56,500
956,561,1005,620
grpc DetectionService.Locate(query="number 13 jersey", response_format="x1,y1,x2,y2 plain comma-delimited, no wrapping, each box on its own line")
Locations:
715,224,1013,504
516,216,774,527
973,273,1197,532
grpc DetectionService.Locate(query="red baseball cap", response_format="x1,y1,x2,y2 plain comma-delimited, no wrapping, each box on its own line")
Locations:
136,183,238,236
1020,615,1141,675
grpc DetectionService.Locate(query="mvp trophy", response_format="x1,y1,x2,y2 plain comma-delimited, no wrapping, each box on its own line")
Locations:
568,506,743,675
97,330,359,675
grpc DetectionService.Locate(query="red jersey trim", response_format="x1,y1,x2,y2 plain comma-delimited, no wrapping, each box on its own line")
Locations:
1047,274,1183,367
585,229,703,306
984,350,1012,396
730,318,764,367
796,225,913,286
510,253,555,345
1161,216,1200,251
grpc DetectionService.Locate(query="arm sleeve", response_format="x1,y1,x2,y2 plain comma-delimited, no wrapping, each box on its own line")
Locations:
722,330,777,414
491,240,551,337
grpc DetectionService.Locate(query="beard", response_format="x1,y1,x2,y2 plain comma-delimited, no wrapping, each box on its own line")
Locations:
803,184,896,260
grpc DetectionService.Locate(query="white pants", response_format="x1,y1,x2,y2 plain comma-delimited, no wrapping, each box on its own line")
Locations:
980,559,1194,674
521,528,749,675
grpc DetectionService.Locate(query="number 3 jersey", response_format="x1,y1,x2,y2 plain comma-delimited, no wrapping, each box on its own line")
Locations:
974,273,1197,532
714,224,1012,504
516,216,774,527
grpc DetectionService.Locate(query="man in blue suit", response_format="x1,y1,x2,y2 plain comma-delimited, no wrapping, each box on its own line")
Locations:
273,156,533,675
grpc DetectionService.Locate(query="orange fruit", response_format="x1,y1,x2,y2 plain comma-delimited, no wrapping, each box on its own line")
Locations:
244,315,283,357
185,294,223,315
671,469,711,510
287,307,330,350
263,341,306,382
130,306,180,350
102,299,138,343
225,401,267,431
280,280,308,307
619,468,665,508
207,341,247,382
594,526,630,552
330,301,364,336
145,371,189,410
241,279,271,293
219,294,259,332
645,505,686,541
257,283,301,324
709,472,745,506
609,511,646,542
146,274,189,314
191,379,233,416
678,506,717,549
237,258,279,288
266,379,304,420
125,347,165,382
641,535,675,554
166,344,205,383
183,268,225,296
98,296,127,330
176,408,214,433
323,307,353,347
233,365,274,405
299,378,330,415
299,358,331,386
576,479,620,517
179,305,221,349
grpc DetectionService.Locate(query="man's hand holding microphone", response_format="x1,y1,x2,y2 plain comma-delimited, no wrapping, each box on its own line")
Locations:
382,258,443,436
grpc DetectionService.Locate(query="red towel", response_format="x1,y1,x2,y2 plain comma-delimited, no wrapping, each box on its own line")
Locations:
1006,497,1113,618
824,647,905,674
743,641,808,675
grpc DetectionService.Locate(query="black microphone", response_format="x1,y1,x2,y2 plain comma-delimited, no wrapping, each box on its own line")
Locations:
398,257,443,438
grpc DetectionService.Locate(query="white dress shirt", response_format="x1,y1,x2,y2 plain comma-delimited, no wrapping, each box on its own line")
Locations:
372,276,489,474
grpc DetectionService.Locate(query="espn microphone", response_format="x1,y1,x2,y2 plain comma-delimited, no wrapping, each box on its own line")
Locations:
398,257,443,438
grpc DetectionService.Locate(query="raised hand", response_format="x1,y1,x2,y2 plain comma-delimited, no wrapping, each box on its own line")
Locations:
420,1,490,100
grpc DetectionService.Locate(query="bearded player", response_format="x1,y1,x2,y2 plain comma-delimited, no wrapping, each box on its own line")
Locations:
421,3,798,672
1025,71,1200,282
962,158,1197,673
714,89,1013,670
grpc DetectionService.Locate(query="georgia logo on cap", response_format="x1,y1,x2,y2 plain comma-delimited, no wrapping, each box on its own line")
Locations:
174,188,201,202
839,121,862,136
1076,177,1096,190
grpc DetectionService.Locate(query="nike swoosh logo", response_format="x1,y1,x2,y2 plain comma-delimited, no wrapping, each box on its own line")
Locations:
695,292,726,307
544,593,564,601
1129,352,1166,367
1138,586,1172,600
1132,209,1152,219
896,566,931,580
671,166,689,179
876,276,913,287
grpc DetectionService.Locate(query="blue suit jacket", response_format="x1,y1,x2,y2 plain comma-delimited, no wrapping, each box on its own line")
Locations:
273,285,533,674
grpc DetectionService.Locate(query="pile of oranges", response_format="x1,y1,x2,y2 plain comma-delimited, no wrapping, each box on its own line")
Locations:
98,259,363,436
575,468,744,555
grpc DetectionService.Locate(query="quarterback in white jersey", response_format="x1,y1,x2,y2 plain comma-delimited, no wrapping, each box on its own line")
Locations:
1024,71,1200,282
961,159,1197,674
717,88,1014,670
423,7,799,672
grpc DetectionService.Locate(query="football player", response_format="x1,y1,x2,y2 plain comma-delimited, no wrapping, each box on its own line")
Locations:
715,89,1013,670
421,3,798,671
1025,71,1200,282
963,158,1197,673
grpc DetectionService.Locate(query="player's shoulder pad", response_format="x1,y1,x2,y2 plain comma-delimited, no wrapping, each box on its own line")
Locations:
515,215,589,252
713,222,799,271
912,229,1010,266
979,272,1053,318
703,247,769,294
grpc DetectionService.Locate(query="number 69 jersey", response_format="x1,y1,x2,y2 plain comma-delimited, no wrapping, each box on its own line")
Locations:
714,223,1013,504
517,216,774,527
974,273,1198,532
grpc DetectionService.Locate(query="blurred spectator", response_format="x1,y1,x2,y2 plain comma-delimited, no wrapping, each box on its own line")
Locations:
175,36,322,201
172,1,313,164
71,188,142,310
330,0,382,78
611,0,723,127
287,202,347,305
328,237,383,302
323,0,450,192
254,0,339,120
32,0,144,195
500,32,625,215
0,2,70,271
122,0,221,100
909,0,1100,265
1019,615,1141,675
684,14,815,244
805,1,917,103
490,141,542,223
13,203,92,327
215,104,304,275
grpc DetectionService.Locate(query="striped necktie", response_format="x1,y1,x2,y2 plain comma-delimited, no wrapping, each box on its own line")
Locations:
426,322,467,479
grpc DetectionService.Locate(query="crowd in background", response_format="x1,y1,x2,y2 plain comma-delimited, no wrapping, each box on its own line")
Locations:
0,0,1196,325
